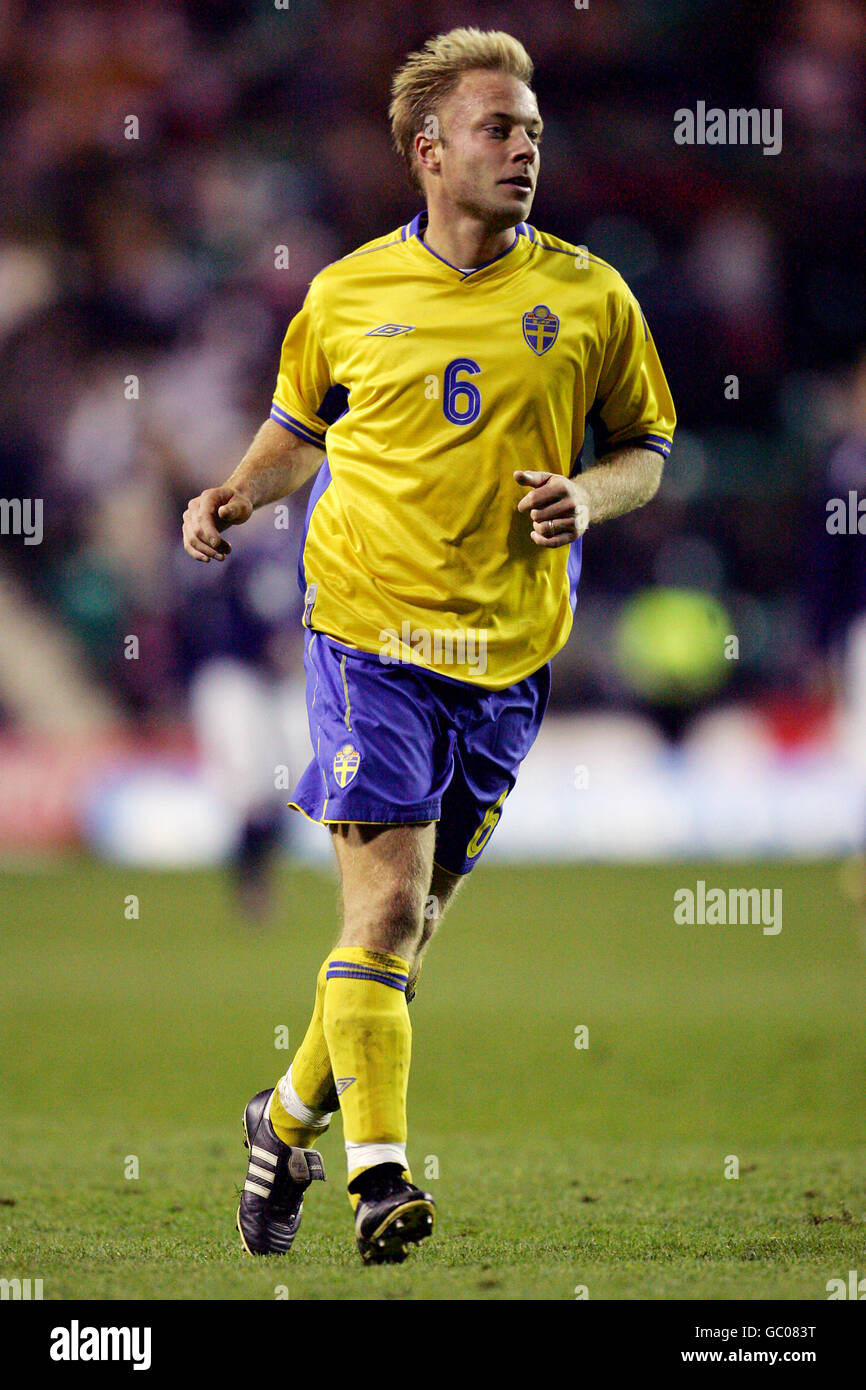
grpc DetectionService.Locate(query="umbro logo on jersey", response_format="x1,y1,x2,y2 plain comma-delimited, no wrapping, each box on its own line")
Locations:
365,323,415,337
335,1077,356,1095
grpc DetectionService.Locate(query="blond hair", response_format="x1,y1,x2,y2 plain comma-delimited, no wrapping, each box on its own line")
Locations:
389,28,534,191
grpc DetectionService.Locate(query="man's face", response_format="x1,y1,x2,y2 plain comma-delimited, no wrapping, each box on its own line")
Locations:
422,70,542,228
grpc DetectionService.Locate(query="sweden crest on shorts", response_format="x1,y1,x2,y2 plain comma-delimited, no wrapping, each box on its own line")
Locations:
333,742,361,788
522,303,559,355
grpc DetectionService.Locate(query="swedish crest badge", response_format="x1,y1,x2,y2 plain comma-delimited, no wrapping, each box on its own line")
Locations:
522,303,559,355
333,743,361,788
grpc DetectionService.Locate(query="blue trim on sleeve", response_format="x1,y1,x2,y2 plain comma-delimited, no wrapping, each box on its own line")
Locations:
638,440,670,460
641,433,673,456
270,403,327,448
597,433,672,460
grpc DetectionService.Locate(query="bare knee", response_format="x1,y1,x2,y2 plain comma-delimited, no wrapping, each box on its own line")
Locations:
332,822,434,957
343,884,425,955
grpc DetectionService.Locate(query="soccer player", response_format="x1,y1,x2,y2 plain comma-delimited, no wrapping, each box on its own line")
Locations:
182,27,676,1264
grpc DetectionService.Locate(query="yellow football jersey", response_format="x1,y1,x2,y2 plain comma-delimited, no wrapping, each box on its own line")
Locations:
272,211,676,689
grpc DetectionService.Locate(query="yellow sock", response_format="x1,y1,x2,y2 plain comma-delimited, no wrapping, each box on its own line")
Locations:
269,958,336,1148
321,946,412,1194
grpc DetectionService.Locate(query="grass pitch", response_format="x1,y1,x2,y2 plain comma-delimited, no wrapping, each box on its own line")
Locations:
1,856,864,1301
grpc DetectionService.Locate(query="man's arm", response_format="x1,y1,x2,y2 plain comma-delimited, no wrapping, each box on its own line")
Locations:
182,419,325,562
514,444,664,547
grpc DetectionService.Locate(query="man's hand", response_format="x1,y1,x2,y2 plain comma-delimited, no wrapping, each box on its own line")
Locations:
515,447,665,546
514,470,590,548
182,486,254,562
182,419,326,563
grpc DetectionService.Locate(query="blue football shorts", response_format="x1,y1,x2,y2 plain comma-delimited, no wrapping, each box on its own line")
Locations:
288,629,550,875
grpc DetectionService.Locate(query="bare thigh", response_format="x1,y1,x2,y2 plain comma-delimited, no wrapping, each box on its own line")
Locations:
329,821,436,959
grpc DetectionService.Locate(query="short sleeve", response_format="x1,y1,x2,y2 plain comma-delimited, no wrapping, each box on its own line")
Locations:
270,281,333,448
591,285,676,461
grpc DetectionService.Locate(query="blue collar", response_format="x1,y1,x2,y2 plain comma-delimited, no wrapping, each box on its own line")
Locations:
402,209,534,275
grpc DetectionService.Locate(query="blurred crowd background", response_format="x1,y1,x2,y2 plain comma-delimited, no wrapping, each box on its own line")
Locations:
2,0,866,868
